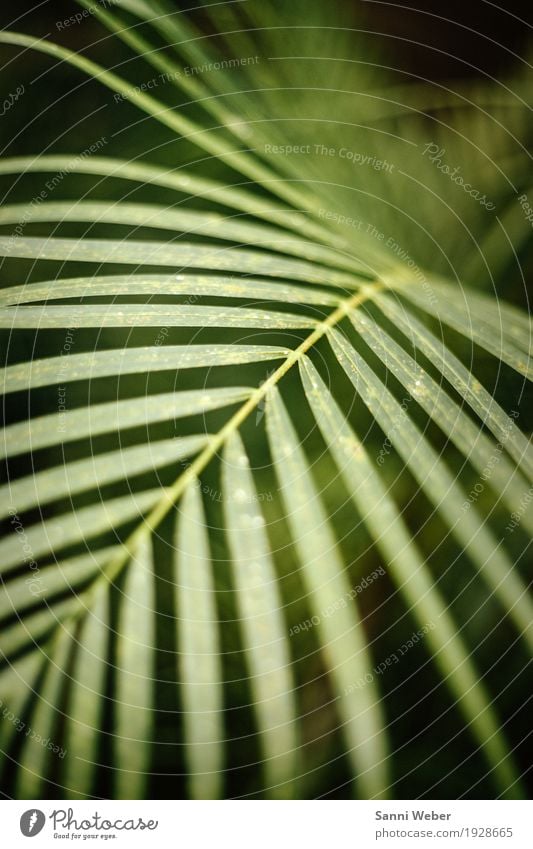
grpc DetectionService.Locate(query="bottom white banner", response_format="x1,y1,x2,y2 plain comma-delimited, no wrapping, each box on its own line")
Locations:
1,799,532,848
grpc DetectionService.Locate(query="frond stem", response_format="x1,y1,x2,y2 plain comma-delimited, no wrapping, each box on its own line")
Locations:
88,280,386,605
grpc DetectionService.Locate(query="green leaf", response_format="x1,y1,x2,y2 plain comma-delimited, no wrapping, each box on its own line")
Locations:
113,537,155,799
2,598,87,663
299,357,524,798
0,653,46,767
266,386,389,799
63,587,110,799
222,431,298,797
0,203,360,276
3,345,289,394
0,273,340,308
175,481,223,800
0,303,317,331
0,156,361,263
373,293,533,478
330,326,533,650
0,548,116,622
15,623,75,798
348,309,533,533
0,236,357,287
1,1,531,801
397,283,532,378
0,435,208,516
1,490,161,577
2,387,251,460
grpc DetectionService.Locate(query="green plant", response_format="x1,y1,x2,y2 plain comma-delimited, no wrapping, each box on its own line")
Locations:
0,0,531,800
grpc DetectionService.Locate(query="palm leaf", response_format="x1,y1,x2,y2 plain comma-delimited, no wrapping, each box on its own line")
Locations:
175,481,223,800
1,0,531,800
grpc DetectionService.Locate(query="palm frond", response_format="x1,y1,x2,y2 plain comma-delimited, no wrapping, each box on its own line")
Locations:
1,0,531,801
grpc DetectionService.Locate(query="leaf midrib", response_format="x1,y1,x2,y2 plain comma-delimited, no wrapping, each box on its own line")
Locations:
59,280,385,628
